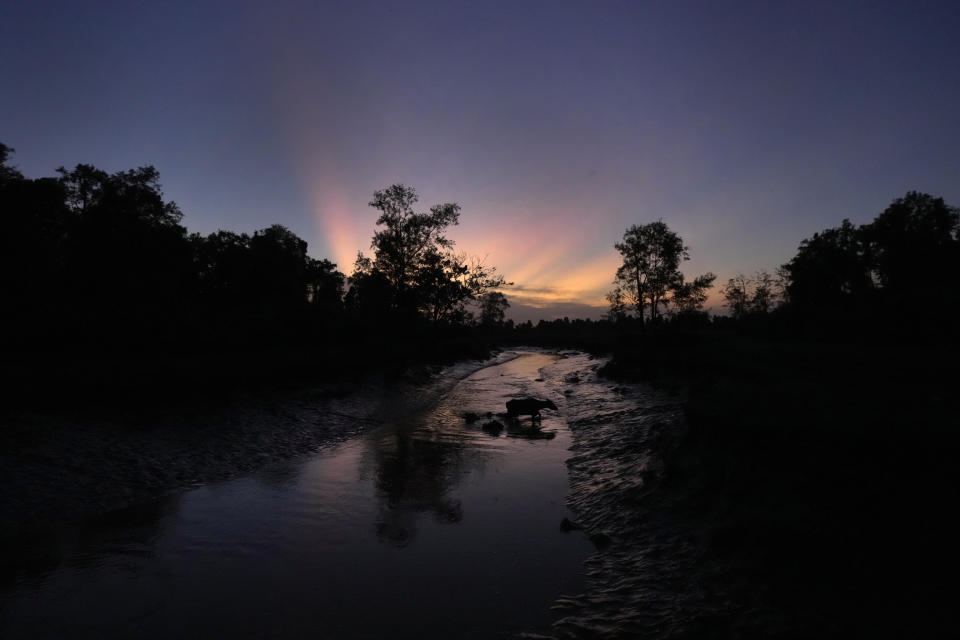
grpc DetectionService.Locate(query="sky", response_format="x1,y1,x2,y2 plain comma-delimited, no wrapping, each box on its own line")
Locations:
2,0,958,321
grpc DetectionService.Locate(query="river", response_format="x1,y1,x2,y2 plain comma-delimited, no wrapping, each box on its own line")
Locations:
3,350,632,639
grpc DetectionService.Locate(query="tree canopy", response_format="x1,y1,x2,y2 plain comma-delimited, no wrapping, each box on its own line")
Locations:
780,191,959,331
0,143,347,352
350,184,508,324
610,220,714,323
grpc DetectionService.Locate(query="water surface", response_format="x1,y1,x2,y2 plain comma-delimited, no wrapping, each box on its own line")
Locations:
1,351,594,639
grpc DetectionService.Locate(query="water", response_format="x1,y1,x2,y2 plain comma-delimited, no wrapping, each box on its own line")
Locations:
1,351,600,639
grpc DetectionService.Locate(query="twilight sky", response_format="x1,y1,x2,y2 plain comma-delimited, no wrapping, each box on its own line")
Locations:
3,0,958,320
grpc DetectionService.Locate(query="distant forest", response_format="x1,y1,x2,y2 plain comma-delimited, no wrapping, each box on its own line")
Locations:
2,142,958,359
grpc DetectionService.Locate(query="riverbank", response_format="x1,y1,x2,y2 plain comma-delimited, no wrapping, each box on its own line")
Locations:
0,332,497,413
0,350,510,540
596,334,960,636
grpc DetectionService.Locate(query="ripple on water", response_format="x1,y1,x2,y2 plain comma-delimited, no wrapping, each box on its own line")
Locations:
1,350,592,640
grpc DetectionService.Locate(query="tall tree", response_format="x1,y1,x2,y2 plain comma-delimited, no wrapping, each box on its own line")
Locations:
612,221,689,323
356,184,507,324
367,184,460,313
479,291,510,327
721,271,781,318
749,270,778,314
781,219,874,312
862,191,959,316
0,142,24,183
671,272,717,316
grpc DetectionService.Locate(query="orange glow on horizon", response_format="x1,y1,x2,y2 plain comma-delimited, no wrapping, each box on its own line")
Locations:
303,193,621,312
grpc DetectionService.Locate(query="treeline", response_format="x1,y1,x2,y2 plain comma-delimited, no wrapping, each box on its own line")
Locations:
4,139,956,361
598,190,959,344
779,191,959,338
1,144,345,354
0,145,514,359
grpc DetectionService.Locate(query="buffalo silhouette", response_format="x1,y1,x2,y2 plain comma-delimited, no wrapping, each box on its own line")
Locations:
505,398,558,419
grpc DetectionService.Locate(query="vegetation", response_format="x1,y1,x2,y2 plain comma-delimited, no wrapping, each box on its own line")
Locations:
348,184,507,325
781,192,959,335
609,220,715,324
0,146,508,408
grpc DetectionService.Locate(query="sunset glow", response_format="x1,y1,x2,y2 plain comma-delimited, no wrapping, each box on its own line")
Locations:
3,1,957,321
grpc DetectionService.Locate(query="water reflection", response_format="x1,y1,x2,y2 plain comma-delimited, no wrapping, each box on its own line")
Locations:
365,353,568,547
372,429,465,545
1,495,179,592
2,351,592,639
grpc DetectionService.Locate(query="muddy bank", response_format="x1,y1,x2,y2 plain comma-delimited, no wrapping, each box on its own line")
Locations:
565,338,960,637
533,355,733,639
0,354,513,539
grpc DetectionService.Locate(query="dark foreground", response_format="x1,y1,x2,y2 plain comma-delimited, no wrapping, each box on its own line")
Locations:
598,333,960,637
3,342,956,638
2,351,598,639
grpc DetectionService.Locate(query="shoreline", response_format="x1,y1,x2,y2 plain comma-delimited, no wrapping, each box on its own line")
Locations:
0,351,517,540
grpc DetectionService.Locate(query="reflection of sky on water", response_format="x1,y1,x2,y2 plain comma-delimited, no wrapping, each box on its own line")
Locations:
1,352,593,639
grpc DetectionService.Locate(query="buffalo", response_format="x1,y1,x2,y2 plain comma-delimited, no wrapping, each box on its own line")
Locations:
505,398,558,420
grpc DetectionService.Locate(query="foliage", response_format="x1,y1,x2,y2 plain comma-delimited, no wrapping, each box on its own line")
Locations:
670,272,717,316
721,270,781,318
1,143,346,352
780,191,959,331
781,219,874,311
611,221,714,323
479,291,510,327
351,184,508,324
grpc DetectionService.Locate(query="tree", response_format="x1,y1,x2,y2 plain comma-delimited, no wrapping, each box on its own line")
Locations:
781,219,874,312
749,270,777,314
721,270,781,318
307,258,345,312
721,274,751,319
604,286,628,322
861,191,959,319
479,291,510,327
367,184,460,313
611,221,713,323
355,184,507,324
671,272,717,316
57,164,107,214
0,142,24,183
781,192,959,329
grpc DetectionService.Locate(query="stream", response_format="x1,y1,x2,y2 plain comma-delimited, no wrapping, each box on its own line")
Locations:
2,351,627,639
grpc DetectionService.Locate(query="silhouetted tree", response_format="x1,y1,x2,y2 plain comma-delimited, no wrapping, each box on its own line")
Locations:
54,164,193,348
613,221,687,323
721,274,751,318
307,258,345,312
352,184,507,324
750,270,778,314
366,184,460,314
611,221,713,323
0,142,23,183
861,192,959,321
781,219,874,312
57,164,107,214
605,287,629,322
721,271,781,318
670,272,717,317
479,291,510,327
1,145,71,346
779,192,959,336
2,144,349,354
192,230,255,307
